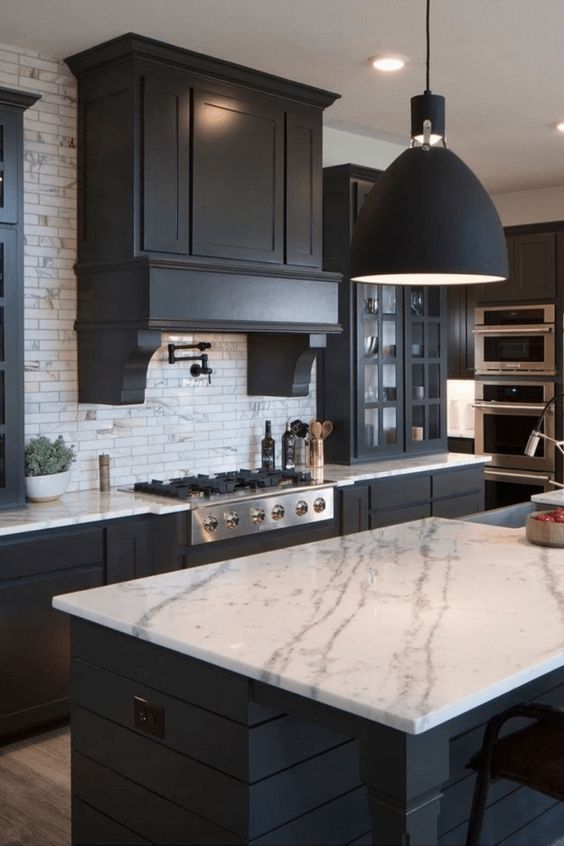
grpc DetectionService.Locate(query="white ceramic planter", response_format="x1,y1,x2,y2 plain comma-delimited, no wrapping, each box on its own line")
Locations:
25,470,71,503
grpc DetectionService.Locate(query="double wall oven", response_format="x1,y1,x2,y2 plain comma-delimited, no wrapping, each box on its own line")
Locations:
474,305,559,509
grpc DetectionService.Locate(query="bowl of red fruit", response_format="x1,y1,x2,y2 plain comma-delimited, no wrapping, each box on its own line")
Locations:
527,509,564,547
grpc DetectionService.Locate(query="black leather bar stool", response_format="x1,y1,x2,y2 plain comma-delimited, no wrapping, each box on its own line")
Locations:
466,702,564,845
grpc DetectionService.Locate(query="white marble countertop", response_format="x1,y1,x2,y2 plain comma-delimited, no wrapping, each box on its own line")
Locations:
532,489,564,508
324,452,489,486
0,454,487,537
0,488,191,537
53,516,563,735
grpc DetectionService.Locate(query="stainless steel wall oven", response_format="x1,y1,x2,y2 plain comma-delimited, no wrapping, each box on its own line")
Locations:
474,380,555,473
474,304,555,375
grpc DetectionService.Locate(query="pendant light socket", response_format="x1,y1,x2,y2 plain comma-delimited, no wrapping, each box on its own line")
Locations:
411,91,445,143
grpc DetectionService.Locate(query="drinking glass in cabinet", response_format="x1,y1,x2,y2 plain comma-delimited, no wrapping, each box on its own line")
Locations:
383,407,397,444
382,363,397,402
410,289,424,316
364,364,378,403
381,286,396,315
382,320,396,358
364,335,378,356
365,296,378,315
411,323,424,357
364,409,379,448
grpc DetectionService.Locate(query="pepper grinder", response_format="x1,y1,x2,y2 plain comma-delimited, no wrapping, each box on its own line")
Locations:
98,453,111,492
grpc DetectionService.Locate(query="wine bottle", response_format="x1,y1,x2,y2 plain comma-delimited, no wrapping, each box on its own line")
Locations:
281,421,295,471
261,420,275,470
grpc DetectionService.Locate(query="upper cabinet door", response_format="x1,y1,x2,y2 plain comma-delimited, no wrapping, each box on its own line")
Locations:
513,231,556,300
142,70,190,255
285,109,321,267
475,232,556,303
192,87,284,263
0,110,18,225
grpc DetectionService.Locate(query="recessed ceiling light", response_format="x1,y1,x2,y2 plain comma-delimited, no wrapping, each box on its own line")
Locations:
556,121,564,133
372,56,406,73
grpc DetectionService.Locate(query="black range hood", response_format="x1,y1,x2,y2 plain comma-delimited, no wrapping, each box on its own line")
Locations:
67,34,341,405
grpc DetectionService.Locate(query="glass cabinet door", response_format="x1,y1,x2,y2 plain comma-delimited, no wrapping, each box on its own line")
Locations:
356,283,403,457
405,287,446,452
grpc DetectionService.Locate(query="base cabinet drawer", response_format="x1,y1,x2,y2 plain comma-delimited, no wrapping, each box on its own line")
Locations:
432,466,483,499
368,475,431,511
433,492,484,519
369,503,431,530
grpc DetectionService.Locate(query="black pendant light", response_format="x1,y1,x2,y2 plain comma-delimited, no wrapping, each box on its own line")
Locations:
350,0,508,286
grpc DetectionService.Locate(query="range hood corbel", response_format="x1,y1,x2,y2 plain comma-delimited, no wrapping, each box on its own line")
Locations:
77,326,162,405
247,334,327,397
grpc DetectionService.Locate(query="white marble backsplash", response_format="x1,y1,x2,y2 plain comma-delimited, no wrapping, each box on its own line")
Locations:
0,41,316,491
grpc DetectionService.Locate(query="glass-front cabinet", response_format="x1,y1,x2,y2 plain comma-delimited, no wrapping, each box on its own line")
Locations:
319,164,447,464
355,282,446,460
404,287,445,453
357,283,403,457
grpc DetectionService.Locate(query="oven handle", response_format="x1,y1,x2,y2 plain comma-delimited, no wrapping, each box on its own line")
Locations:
472,401,554,412
484,468,553,484
473,326,553,334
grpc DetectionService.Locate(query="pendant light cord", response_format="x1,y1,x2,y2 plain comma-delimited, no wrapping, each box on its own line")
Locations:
425,0,431,92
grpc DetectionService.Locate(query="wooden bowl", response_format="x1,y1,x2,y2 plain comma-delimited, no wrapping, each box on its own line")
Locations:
526,511,564,548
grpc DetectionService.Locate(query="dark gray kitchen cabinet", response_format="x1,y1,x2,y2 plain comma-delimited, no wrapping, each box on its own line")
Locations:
0,91,40,508
142,68,191,255
339,484,369,535
285,109,322,267
319,164,447,463
0,526,105,739
447,285,476,379
474,231,556,304
339,465,484,535
0,516,165,742
192,85,285,264
67,35,340,404
105,519,150,584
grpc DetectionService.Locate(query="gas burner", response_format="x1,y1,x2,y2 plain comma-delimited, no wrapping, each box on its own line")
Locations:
133,468,314,500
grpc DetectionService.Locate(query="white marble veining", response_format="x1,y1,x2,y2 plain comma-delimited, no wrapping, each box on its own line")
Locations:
0,489,191,537
324,452,489,486
54,516,564,735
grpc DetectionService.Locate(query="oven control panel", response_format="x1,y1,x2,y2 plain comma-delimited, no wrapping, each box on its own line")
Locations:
190,487,334,545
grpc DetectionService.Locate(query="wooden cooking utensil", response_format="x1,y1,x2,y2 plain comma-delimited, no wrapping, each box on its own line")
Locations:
321,420,333,439
310,420,323,440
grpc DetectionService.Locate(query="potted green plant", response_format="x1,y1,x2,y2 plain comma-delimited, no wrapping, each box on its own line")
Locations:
24,435,76,502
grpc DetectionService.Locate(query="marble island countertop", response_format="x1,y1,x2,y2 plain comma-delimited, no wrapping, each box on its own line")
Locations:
0,453,487,536
54,516,564,735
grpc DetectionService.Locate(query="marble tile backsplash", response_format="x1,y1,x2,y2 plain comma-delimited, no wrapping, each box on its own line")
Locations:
2,42,316,491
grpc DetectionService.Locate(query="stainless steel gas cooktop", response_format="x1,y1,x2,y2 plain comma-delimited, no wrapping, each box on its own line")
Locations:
128,469,335,544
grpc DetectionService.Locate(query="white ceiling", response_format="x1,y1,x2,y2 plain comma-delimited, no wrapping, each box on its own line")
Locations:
2,0,564,193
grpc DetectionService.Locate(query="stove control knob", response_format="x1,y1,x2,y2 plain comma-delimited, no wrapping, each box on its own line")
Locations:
313,497,326,514
295,499,309,517
224,510,240,529
203,515,219,533
271,504,285,521
251,507,266,525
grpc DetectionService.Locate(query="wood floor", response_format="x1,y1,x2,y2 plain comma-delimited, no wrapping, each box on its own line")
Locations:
0,726,70,846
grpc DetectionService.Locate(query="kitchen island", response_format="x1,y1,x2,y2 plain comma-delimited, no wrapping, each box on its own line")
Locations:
53,516,564,845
